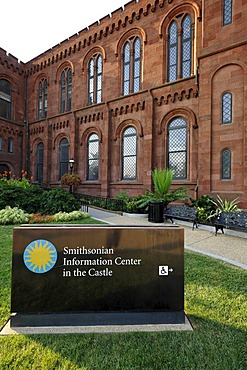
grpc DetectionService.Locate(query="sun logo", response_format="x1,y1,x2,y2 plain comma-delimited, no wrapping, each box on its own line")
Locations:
23,239,57,274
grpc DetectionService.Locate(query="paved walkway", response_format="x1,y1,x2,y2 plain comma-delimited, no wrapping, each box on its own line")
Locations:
88,208,247,270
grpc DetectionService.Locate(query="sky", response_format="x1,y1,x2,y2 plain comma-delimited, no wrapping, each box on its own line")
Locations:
1,0,127,63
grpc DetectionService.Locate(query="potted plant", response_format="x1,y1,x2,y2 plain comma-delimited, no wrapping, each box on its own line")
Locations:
61,173,82,191
137,168,188,222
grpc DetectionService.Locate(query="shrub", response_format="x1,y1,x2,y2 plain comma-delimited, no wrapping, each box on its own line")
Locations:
54,210,89,222
40,188,81,214
28,213,56,223
0,206,29,225
0,181,44,213
187,195,216,224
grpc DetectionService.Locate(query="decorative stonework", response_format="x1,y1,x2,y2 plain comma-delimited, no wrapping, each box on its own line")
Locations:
155,88,198,106
29,126,45,136
111,101,145,117
76,111,103,125
50,120,70,131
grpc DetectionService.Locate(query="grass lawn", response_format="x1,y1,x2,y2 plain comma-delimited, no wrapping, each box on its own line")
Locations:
0,223,246,370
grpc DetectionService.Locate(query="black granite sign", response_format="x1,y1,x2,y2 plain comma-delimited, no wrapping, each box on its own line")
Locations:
11,225,184,314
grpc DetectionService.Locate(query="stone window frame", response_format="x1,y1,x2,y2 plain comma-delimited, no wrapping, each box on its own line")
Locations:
36,141,44,183
221,91,232,125
122,126,138,181
87,133,100,181
0,78,12,120
167,117,188,180
87,54,103,105
122,36,142,96
37,78,48,120
115,27,146,97
159,4,200,84
81,46,106,107
59,137,69,179
8,137,14,154
223,0,233,26
221,148,231,180
80,127,102,182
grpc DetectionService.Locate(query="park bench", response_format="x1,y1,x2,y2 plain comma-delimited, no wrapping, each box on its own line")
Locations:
214,211,247,235
164,205,198,230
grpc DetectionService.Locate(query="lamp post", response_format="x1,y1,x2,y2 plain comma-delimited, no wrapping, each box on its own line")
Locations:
69,158,74,193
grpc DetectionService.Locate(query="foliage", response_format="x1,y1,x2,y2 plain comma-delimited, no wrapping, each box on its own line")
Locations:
40,188,81,214
207,195,241,222
54,210,89,222
61,173,82,186
0,181,45,213
137,168,188,209
27,210,90,223
28,213,56,223
115,191,130,202
114,192,146,213
187,195,216,224
0,170,33,188
0,206,29,225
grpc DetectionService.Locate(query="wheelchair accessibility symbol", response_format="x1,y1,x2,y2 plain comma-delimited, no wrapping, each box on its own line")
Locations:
159,266,173,276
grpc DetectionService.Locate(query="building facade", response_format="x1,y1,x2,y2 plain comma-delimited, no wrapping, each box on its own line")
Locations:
0,0,247,208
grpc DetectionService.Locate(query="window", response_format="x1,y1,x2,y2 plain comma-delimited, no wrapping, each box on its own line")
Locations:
36,142,44,182
60,68,72,113
222,92,232,124
59,138,69,179
122,127,137,180
221,149,231,179
38,79,48,120
223,0,232,26
168,117,188,179
0,79,12,119
168,21,178,82
181,15,192,78
0,136,2,151
8,138,13,153
167,14,193,82
88,54,103,105
123,37,142,96
87,133,99,180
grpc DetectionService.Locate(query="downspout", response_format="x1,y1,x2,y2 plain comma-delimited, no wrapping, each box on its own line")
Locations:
24,73,29,175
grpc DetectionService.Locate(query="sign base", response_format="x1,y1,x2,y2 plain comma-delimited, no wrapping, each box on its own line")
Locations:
0,311,193,335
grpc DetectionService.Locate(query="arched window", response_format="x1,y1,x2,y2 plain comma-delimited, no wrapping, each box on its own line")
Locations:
59,138,69,179
168,117,188,179
60,68,72,113
167,14,193,82
36,142,44,182
87,133,99,180
8,138,13,153
122,126,137,180
38,79,48,120
223,0,232,26
222,92,232,124
122,36,142,96
88,54,103,105
0,79,12,120
221,149,231,179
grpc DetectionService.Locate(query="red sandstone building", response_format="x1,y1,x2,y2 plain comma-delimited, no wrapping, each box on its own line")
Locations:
0,0,246,208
